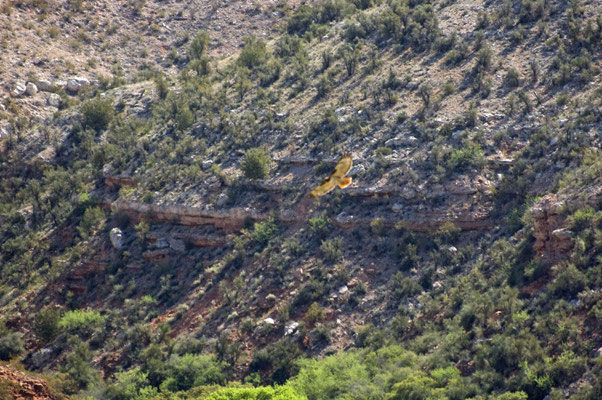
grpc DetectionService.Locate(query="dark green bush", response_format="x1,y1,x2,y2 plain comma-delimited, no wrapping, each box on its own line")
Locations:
320,238,343,263
189,31,209,60
251,217,278,247
241,148,270,180
446,144,484,173
77,206,105,239
238,36,269,69
392,272,422,299
308,213,331,239
162,353,225,392
81,97,115,132
506,67,521,87
34,308,61,342
0,332,24,360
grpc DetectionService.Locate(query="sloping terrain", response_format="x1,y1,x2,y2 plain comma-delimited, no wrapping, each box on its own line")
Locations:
1,0,602,399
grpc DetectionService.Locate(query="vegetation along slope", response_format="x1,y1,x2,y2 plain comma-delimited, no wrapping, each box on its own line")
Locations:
1,0,601,399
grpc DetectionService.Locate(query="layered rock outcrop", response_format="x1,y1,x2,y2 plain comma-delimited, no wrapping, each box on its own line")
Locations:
530,195,574,263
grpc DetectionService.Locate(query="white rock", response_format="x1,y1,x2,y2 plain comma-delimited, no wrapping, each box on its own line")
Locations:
263,317,275,325
202,160,213,170
48,93,61,108
109,228,124,249
37,80,53,91
335,212,354,225
11,81,26,97
26,82,38,96
285,321,299,336
0,103,5,111
392,203,403,213
338,286,349,294
66,77,90,92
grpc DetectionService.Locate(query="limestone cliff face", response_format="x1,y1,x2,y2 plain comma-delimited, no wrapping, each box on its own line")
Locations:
530,195,574,264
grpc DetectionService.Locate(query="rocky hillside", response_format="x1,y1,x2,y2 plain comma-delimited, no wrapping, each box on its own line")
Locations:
1,0,602,399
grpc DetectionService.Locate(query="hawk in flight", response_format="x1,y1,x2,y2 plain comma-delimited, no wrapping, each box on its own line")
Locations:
310,153,353,198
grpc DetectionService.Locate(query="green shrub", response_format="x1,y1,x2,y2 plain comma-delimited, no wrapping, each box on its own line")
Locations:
569,207,595,231
252,217,278,247
249,339,301,384
494,392,528,400
388,371,436,400
320,238,343,263
81,97,115,132
59,309,106,336
155,74,169,100
443,82,455,96
0,332,24,360
206,386,305,400
308,213,331,238
64,339,99,389
549,263,587,299
391,272,421,299
506,67,521,87
242,148,270,180
103,367,157,400
287,5,315,36
305,302,324,325
77,206,105,239
474,45,493,71
162,353,225,392
446,144,484,173
175,104,194,131
34,308,61,342
340,44,359,76
189,31,210,60
238,36,269,69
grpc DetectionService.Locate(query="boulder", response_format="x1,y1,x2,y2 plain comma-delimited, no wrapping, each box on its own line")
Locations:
47,93,61,108
26,82,38,96
400,186,417,200
109,228,124,249
66,77,90,92
11,81,26,97
285,321,299,336
37,80,53,92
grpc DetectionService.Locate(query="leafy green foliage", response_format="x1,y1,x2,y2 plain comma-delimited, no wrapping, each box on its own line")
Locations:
241,148,270,180
59,309,106,336
34,308,61,342
206,385,305,400
189,31,210,60
238,36,269,69
0,329,24,360
251,217,278,247
161,354,225,392
77,206,105,239
81,97,115,132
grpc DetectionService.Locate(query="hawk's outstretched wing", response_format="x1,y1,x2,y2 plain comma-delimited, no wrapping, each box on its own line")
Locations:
310,154,353,198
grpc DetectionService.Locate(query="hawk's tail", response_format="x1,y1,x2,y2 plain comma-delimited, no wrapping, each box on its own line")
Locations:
338,177,352,188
